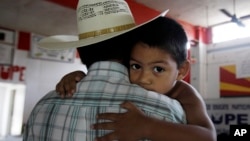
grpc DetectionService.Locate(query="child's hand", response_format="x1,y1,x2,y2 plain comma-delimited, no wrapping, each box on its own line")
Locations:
56,71,85,98
92,101,149,141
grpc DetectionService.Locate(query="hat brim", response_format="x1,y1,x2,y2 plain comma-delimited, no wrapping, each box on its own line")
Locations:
38,10,169,50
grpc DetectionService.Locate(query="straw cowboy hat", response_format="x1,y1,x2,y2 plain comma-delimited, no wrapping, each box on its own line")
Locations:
38,0,168,50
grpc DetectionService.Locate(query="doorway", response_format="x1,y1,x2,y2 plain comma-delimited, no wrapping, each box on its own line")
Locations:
0,82,25,139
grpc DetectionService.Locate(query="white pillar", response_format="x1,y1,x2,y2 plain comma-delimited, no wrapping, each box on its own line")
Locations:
190,41,208,98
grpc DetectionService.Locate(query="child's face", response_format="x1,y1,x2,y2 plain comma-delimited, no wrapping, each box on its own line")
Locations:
129,42,179,94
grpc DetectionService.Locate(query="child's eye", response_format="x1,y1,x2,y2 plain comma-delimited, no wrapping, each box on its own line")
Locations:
130,64,141,70
153,66,165,73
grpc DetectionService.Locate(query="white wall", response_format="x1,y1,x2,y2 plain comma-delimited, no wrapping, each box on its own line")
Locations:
0,48,87,125
15,50,87,123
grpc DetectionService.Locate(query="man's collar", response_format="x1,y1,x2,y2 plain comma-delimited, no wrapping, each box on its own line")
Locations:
87,61,129,81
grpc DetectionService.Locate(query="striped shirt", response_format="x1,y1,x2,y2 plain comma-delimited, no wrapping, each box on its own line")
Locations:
24,61,186,141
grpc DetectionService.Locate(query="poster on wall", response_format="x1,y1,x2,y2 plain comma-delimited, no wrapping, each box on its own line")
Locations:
30,34,75,63
0,28,15,65
205,98,250,135
220,65,250,97
236,52,250,79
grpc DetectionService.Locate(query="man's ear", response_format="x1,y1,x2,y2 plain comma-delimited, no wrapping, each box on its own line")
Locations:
177,60,190,80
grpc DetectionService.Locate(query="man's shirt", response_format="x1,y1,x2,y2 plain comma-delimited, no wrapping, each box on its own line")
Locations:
24,61,186,141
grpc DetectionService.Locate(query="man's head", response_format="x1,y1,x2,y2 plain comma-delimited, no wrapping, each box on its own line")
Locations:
77,31,136,68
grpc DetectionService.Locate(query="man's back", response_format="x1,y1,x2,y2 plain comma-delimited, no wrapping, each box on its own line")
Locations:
24,61,186,141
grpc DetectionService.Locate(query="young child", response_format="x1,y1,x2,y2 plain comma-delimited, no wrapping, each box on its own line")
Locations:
56,17,216,141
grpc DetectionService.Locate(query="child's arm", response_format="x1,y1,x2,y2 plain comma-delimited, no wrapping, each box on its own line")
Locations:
165,80,216,140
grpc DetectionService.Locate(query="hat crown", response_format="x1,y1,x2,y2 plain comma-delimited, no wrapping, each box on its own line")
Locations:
77,0,136,39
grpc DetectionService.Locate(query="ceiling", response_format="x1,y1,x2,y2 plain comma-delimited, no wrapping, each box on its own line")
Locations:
0,0,250,36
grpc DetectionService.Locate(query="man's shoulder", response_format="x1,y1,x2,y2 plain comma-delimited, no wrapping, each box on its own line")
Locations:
35,90,59,104
43,90,58,98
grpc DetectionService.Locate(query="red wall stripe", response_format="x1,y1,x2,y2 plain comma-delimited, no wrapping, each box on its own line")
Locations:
126,0,160,24
46,0,78,9
201,27,212,44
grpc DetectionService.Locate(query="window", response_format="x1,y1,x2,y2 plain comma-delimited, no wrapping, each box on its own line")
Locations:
212,19,250,43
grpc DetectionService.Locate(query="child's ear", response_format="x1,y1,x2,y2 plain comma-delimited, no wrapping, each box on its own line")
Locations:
177,60,190,80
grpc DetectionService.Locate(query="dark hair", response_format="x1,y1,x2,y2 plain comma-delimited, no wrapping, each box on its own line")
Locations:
77,30,136,68
134,17,188,68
